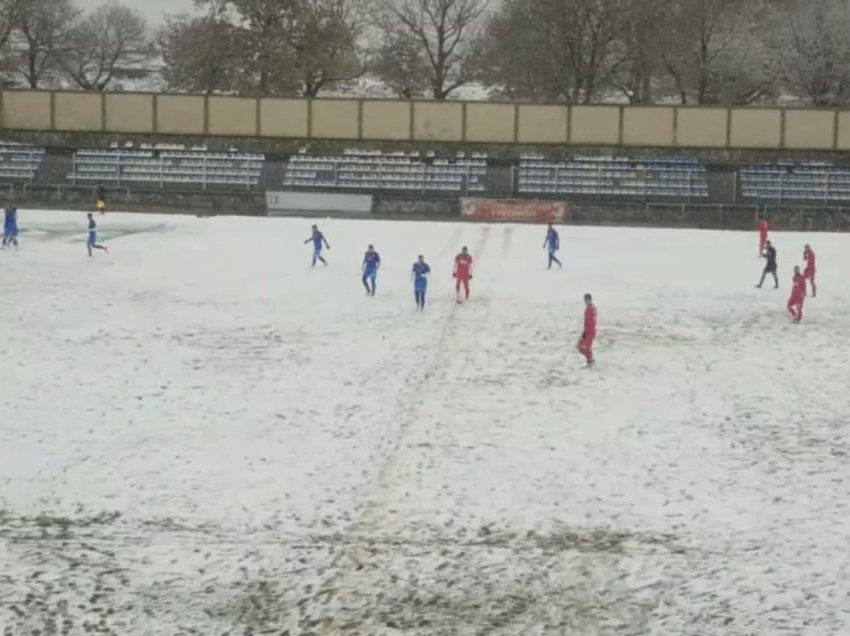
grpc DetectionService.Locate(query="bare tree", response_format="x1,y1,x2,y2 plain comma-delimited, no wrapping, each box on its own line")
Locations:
481,0,625,104
767,0,850,106
192,0,365,97
372,23,431,97
374,0,489,100
290,0,366,97
654,0,770,105
9,0,78,88
0,0,19,48
609,0,666,104
159,12,243,93
58,2,152,90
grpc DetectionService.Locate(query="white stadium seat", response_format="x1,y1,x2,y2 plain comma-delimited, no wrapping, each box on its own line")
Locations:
68,147,265,188
283,150,488,194
0,144,46,182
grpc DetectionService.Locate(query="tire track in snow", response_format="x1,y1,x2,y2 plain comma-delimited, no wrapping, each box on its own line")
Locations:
319,223,493,632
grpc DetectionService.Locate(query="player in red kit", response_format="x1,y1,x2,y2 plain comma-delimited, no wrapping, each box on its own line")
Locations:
757,216,769,256
803,244,816,297
453,246,473,303
788,265,806,323
577,293,597,367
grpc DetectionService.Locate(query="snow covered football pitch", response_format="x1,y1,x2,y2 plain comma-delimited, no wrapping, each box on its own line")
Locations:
2,211,850,635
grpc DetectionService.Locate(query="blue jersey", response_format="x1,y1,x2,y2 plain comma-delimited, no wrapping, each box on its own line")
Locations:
4,209,16,231
412,262,431,288
88,218,97,233
363,250,381,274
311,231,327,251
545,228,559,251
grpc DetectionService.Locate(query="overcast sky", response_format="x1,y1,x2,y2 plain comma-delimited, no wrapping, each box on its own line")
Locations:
76,0,196,24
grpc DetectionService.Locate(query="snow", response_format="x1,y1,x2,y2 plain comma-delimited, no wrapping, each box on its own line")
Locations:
2,210,850,634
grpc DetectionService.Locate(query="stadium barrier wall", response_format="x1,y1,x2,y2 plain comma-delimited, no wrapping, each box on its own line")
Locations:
9,184,850,230
266,191,373,216
4,89,850,151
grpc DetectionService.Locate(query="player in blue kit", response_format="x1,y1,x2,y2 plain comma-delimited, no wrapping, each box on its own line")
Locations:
2,207,18,249
412,255,431,310
86,212,108,257
304,224,330,267
362,244,381,296
542,223,562,269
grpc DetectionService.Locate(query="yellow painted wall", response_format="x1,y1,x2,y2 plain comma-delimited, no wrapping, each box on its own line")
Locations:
465,103,515,143
783,109,835,150
517,105,568,144
105,94,154,133
622,107,674,146
208,96,257,136
2,91,52,130
311,100,359,139
729,108,781,148
362,100,410,140
570,106,620,145
676,108,727,147
835,111,850,150
156,95,205,135
259,98,308,138
413,102,463,142
54,92,102,131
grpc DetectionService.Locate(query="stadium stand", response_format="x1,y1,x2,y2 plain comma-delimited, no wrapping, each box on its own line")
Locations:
68,146,264,189
517,155,709,199
0,144,46,182
740,162,850,203
283,149,488,194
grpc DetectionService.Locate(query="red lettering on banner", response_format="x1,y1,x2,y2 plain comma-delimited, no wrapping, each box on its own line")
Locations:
461,198,568,222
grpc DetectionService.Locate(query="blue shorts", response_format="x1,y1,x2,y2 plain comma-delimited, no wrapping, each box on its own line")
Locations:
548,247,558,256
414,282,427,293
363,269,377,279
4,227,15,237
313,246,323,257
88,232,97,245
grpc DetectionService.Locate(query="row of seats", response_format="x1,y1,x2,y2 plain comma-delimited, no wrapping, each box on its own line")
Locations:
69,149,265,187
0,144,46,181
285,150,488,193
741,163,850,202
517,156,709,198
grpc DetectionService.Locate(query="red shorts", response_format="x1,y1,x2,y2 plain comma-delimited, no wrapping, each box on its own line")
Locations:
804,268,815,280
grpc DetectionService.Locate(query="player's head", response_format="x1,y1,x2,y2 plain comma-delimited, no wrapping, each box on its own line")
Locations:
794,265,801,274
311,224,318,231
417,254,424,262
87,212,93,219
367,244,374,251
548,223,553,228
584,293,592,304
461,246,468,253
804,243,811,251
765,240,771,247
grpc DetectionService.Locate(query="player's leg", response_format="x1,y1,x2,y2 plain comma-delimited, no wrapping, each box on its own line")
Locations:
370,274,377,296
463,278,470,299
809,271,816,297
757,268,767,288
362,273,370,294
771,270,778,288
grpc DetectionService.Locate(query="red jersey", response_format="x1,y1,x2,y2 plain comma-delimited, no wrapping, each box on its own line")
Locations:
454,253,472,278
791,273,806,299
583,303,597,338
759,219,769,236
804,248,816,272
